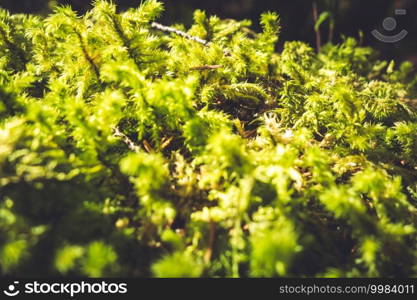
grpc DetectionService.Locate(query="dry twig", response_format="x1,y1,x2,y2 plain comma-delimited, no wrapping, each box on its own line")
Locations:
151,22,209,46
113,126,141,153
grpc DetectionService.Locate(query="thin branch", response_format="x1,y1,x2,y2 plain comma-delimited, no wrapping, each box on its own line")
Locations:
151,22,209,46
312,1,322,53
151,22,231,57
204,221,216,263
190,65,222,71
113,126,141,153
328,19,335,43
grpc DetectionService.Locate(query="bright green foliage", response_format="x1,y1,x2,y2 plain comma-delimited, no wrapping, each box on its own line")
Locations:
151,251,204,278
1,0,417,278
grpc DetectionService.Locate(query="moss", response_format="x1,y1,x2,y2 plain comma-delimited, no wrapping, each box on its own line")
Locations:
0,0,417,277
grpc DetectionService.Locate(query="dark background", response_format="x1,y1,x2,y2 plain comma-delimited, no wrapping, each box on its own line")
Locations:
1,0,417,64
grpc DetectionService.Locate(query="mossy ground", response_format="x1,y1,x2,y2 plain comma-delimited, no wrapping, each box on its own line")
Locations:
1,0,417,277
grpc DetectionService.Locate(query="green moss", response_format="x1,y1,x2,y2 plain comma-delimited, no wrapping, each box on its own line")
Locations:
1,0,417,277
